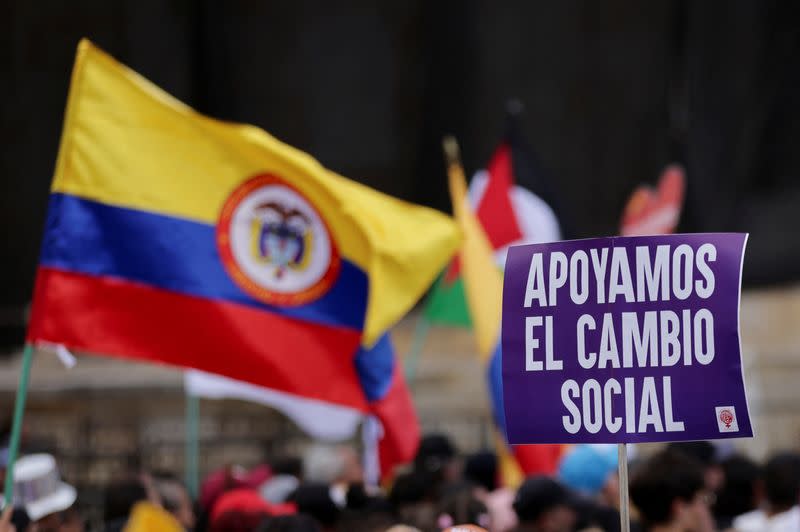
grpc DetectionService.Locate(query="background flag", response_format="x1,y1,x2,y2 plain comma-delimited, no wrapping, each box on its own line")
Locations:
620,164,685,236
28,40,460,475
414,110,568,482
444,137,563,487
424,109,562,328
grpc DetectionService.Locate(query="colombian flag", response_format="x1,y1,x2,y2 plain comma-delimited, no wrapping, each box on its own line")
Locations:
27,40,459,474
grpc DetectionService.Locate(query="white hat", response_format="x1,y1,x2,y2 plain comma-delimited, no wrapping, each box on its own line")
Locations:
12,454,76,521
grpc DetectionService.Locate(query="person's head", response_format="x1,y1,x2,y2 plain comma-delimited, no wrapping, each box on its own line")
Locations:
258,514,321,532
389,470,439,507
629,449,714,531
762,452,800,513
210,510,269,532
436,484,490,530
666,441,722,492
210,488,295,532
414,434,459,483
58,506,86,532
665,442,715,467
152,471,195,530
557,444,618,504
103,476,148,524
463,452,498,494
32,512,63,532
199,465,269,512
343,483,390,514
12,454,78,531
712,454,759,521
271,457,303,479
334,508,396,532
289,483,341,530
513,476,576,532
303,445,362,486
389,470,440,531
24,506,83,532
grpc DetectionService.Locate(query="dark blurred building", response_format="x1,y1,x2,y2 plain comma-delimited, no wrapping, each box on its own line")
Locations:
3,0,800,348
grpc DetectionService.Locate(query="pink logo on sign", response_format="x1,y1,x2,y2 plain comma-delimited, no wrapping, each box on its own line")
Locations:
719,409,734,428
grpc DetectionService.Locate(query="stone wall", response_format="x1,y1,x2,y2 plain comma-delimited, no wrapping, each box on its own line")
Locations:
736,284,800,459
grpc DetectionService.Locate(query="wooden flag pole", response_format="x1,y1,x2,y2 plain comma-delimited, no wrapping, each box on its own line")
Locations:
184,392,200,499
618,443,631,532
3,344,35,506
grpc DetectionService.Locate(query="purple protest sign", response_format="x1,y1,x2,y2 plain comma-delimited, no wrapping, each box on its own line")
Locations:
502,233,751,444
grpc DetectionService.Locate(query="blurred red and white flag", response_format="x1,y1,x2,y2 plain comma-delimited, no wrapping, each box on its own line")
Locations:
620,164,685,236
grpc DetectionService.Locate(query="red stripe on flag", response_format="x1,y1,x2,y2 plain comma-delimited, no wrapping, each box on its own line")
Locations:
28,267,368,410
512,444,565,476
371,366,420,476
476,143,524,249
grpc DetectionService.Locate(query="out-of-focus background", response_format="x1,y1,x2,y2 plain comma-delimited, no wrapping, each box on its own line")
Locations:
2,0,800,527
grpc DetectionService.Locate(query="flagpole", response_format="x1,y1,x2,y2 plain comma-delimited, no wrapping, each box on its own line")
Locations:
184,392,200,499
4,344,35,506
406,132,475,384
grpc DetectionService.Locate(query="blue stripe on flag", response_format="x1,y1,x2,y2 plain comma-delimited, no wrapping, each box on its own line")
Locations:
39,193,369,330
354,334,395,402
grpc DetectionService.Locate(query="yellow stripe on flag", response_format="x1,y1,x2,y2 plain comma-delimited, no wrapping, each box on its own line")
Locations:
444,139,502,362
495,430,524,488
445,138,522,487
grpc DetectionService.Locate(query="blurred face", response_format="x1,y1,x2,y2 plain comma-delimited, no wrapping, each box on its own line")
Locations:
675,491,715,532
28,509,84,532
59,510,84,532
443,457,463,484
539,505,577,532
704,465,724,493
30,513,60,532
599,472,620,509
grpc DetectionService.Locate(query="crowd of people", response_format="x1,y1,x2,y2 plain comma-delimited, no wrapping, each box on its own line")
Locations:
1,435,799,532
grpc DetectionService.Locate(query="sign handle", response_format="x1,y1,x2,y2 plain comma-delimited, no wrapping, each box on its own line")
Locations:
618,443,631,532
4,343,35,506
